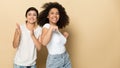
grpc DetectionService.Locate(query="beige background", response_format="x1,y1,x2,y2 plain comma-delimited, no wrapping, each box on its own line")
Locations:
0,0,120,68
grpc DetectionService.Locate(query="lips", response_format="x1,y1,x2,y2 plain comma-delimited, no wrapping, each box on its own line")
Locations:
29,18,36,21
52,18,58,22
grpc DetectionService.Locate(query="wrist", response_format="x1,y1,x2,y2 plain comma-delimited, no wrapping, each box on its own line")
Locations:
31,34,35,38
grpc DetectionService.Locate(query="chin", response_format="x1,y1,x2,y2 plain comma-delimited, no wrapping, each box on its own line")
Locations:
29,21,36,23
53,21,58,24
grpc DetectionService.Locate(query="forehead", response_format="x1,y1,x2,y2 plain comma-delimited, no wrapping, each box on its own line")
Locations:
49,8,59,12
27,10,37,14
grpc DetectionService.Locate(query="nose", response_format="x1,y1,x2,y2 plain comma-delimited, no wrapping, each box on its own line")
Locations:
53,13,58,17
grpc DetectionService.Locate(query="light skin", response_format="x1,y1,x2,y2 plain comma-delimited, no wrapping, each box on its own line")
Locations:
41,8,69,46
13,10,41,51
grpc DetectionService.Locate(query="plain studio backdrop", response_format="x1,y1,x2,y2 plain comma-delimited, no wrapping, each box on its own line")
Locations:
0,0,120,68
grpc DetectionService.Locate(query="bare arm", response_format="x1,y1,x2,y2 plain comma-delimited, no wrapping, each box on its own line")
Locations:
31,30,42,51
13,24,21,48
41,25,58,46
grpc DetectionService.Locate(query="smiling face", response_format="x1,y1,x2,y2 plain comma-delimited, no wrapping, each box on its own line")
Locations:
47,8,60,25
26,10,37,24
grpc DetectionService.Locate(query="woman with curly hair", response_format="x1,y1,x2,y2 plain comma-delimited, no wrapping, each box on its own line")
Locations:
38,2,72,68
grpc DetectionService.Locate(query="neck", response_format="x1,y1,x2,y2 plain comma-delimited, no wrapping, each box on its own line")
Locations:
26,22,37,30
50,22,56,26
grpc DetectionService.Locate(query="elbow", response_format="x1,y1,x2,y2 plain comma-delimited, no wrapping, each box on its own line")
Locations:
42,41,48,46
37,46,41,51
36,43,42,51
41,39,48,46
37,47,41,51
13,41,18,49
13,44,17,49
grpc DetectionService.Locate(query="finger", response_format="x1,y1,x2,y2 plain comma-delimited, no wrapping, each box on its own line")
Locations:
54,26,58,31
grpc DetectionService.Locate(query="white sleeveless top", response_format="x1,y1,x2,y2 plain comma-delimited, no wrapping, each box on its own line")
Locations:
14,24,42,66
43,23,66,55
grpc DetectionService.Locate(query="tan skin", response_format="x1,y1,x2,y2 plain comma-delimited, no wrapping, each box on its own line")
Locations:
13,10,41,51
41,8,69,46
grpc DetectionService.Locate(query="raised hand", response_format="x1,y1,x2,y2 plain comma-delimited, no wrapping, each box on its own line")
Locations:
51,25,58,32
16,23,21,36
13,23,21,48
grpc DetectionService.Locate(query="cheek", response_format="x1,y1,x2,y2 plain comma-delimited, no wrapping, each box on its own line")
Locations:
57,16,60,20
57,15,60,18
48,15,52,18
33,16,37,20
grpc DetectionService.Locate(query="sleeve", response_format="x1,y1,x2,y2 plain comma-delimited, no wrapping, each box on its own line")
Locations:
43,23,50,29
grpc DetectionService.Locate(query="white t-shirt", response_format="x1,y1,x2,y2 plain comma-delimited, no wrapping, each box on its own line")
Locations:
14,24,42,66
43,23,66,55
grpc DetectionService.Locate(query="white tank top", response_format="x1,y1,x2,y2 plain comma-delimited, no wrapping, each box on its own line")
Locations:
43,23,66,55
14,24,42,66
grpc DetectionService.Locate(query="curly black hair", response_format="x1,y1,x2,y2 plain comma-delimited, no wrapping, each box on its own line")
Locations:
38,2,69,29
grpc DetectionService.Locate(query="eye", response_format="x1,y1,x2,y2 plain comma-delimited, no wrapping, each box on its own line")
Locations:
50,12,54,15
56,12,59,15
28,13,31,16
33,13,37,16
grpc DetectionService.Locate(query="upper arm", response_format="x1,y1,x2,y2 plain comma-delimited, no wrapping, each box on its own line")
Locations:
13,29,20,48
41,28,48,41
13,29,19,41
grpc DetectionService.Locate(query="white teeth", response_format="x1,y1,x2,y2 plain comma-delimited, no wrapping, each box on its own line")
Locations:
53,18,57,21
